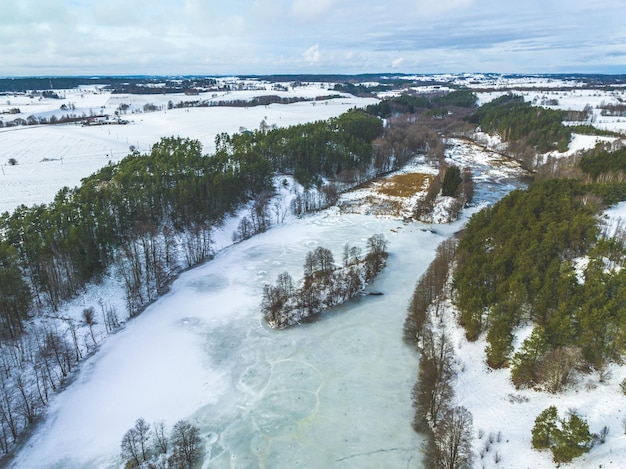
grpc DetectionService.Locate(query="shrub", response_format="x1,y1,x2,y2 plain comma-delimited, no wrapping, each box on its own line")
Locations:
531,406,593,463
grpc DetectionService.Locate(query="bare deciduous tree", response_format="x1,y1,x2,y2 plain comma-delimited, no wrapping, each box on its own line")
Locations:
121,427,141,466
170,420,201,468
429,406,474,469
153,420,168,454
82,307,97,347
538,346,582,393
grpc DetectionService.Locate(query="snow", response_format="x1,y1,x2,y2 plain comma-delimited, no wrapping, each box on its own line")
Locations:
0,83,376,215
421,196,626,469
476,86,626,138
432,292,626,469
10,210,446,468
604,201,626,230
5,75,626,468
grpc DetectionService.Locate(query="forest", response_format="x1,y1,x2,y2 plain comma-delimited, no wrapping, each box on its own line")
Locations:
467,93,572,157
403,94,626,465
365,89,478,118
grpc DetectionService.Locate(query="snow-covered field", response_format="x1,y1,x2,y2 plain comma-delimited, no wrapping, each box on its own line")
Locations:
476,85,626,136
0,83,376,214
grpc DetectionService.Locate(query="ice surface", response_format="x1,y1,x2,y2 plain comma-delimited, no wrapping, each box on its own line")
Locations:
10,212,453,468
8,129,527,469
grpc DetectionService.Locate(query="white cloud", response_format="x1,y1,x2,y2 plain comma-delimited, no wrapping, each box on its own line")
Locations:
303,44,322,64
0,0,624,75
391,57,405,68
291,0,339,22
414,0,474,16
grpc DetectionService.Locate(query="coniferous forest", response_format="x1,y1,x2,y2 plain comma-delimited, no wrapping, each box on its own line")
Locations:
0,111,384,337
404,94,626,466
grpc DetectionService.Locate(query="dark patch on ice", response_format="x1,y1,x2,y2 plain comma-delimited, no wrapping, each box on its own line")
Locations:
187,273,229,293
242,244,284,261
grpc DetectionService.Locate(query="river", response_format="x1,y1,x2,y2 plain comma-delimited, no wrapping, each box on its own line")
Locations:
10,139,524,469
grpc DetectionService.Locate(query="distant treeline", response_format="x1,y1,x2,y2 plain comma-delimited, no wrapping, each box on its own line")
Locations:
365,90,478,118
467,94,572,153
168,94,341,110
0,77,218,94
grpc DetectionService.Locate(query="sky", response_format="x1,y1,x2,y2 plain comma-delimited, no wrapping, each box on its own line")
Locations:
1,0,625,76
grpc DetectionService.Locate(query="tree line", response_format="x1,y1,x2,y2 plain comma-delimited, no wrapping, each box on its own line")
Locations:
365,89,478,119
447,161,626,391
120,417,202,468
0,111,388,339
401,91,626,465
403,239,474,468
467,94,573,163
453,179,614,372
413,164,474,223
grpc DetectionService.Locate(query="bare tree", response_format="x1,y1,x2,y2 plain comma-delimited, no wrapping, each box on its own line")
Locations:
538,346,582,393
153,420,168,454
121,427,141,466
135,417,151,462
429,406,474,469
82,307,98,347
170,420,201,468
121,418,151,465
414,329,456,429
365,233,388,277
314,246,335,275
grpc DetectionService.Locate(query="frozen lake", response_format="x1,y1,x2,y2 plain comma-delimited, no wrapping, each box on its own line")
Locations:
10,141,524,469
13,211,460,468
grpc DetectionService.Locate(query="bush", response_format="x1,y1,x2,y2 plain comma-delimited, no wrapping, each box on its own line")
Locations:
531,406,593,463
532,406,558,449
7,158,17,165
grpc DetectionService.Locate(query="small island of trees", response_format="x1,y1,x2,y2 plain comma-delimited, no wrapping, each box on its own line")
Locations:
261,234,388,328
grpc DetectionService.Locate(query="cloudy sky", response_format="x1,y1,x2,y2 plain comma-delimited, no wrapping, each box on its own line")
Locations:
1,0,625,76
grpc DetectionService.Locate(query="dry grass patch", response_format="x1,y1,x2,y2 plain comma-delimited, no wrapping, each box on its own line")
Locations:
378,173,432,198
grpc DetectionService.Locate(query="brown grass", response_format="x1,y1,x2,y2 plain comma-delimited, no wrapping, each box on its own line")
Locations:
377,173,432,198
